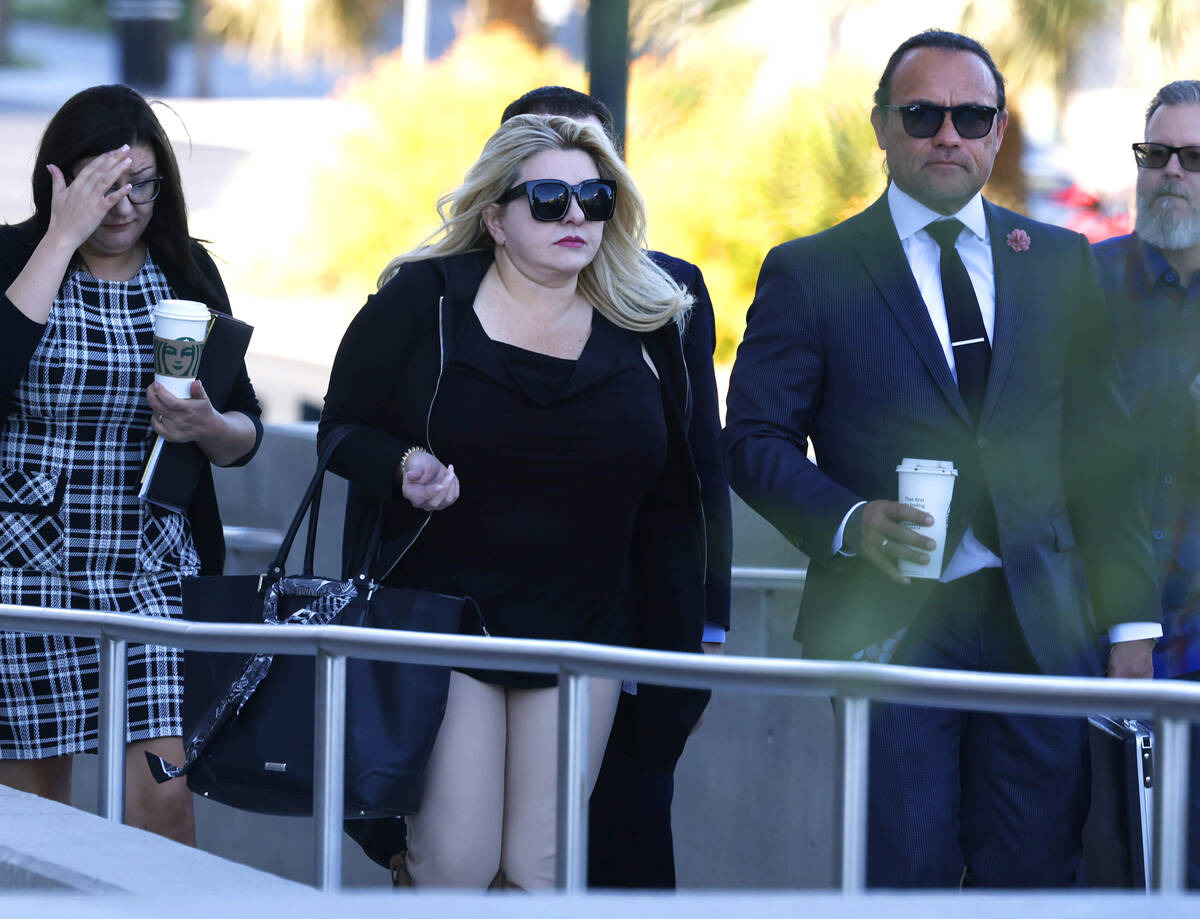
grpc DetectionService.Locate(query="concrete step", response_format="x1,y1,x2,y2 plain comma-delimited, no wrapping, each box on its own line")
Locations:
0,783,310,896
0,890,1196,919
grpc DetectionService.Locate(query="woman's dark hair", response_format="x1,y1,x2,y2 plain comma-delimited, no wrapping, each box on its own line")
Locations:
501,86,616,141
27,84,218,302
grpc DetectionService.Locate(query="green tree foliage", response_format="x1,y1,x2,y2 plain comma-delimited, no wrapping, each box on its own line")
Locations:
278,26,884,360
200,0,754,65
278,27,585,301
14,0,108,31
627,47,882,358
0,0,11,64
204,0,389,65
964,0,1193,122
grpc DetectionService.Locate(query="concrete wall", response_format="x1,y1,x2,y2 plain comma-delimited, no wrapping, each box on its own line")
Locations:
674,497,829,889
66,424,830,889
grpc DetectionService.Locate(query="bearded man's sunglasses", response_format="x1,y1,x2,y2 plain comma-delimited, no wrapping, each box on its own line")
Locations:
1133,142,1200,172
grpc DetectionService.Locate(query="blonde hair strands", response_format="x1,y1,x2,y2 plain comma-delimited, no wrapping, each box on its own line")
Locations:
379,115,692,333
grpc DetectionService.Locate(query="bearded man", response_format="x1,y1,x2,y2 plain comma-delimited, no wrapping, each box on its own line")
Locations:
1094,79,1200,888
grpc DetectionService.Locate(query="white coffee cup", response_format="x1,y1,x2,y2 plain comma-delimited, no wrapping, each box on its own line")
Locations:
153,299,211,398
895,458,958,580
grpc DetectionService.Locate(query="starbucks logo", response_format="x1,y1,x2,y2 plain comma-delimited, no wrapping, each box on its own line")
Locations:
154,336,203,377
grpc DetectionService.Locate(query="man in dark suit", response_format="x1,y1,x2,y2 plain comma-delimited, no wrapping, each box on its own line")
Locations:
723,29,1161,887
1093,80,1200,886
499,86,732,890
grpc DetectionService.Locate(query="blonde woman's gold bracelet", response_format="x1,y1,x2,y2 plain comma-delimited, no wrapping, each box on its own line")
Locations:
400,445,428,473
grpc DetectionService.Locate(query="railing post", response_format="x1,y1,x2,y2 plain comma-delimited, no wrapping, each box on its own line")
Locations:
313,649,346,892
555,670,590,891
833,694,870,893
1154,712,1190,892
97,634,128,822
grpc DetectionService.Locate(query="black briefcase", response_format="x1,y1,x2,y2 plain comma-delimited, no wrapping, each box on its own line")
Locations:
1083,715,1154,889
147,426,473,817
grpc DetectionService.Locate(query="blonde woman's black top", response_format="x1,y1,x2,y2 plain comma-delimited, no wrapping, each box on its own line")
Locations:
393,308,667,688
321,250,708,771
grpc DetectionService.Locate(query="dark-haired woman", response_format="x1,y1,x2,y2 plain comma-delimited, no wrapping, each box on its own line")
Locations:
0,84,262,843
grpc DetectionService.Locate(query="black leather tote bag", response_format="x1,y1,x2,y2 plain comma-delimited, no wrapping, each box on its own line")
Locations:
146,426,473,817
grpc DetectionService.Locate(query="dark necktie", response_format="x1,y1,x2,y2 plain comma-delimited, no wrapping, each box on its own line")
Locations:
925,219,990,424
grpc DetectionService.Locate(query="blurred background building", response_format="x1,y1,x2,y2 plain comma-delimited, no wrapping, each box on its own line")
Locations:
1,0,1197,418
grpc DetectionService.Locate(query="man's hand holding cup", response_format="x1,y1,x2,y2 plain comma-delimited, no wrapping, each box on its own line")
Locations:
847,500,935,584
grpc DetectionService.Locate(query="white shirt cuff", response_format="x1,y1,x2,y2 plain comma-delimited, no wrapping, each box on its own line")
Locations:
1108,622,1164,644
832,500,869,556
702,623,726,643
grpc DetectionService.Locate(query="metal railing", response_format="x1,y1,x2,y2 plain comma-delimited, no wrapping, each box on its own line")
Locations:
731,565,808,591
731,565,807,631
2,573,1199,895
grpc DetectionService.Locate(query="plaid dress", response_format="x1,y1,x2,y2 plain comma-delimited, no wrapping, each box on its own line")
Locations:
0,254,200,758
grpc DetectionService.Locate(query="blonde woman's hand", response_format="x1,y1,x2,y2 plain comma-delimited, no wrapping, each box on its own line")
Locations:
44,145,135,251
400,452,459,512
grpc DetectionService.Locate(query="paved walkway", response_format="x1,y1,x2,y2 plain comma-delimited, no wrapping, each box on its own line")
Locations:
0,779,1195,914
0,784,309,896
1,890,1197,918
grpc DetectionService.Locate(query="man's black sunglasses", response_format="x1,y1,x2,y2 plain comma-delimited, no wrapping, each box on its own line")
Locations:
880,103,999,140
498,178,617,222
1132,142,1200,172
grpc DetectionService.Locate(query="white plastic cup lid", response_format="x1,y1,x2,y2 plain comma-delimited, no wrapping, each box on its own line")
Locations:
896,457,958,476
155,298,211,322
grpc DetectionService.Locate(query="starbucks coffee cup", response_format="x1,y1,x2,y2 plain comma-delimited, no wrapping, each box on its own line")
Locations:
153,299,211,398
895,458,958,580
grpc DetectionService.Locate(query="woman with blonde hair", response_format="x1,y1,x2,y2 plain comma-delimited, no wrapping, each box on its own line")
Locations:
319,114,707,889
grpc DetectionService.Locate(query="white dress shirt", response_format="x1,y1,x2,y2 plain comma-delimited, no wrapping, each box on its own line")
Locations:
831,183,1158,643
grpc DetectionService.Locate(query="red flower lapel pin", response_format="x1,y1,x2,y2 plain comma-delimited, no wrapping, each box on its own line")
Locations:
1006,228,1031,252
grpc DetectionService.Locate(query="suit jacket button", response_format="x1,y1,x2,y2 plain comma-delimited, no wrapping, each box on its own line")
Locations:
976,436,987,449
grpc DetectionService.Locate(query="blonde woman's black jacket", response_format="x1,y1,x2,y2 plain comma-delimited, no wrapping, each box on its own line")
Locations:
0,222,263,577
319,249,709,768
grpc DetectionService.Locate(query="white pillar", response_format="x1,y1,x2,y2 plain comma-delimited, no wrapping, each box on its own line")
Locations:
402,0,430,67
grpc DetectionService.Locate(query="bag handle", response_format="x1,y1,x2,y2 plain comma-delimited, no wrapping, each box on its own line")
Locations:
270,425,391,591
264,425,357,579
301,459,331,577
